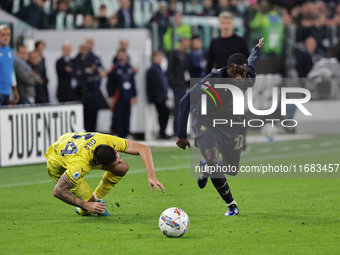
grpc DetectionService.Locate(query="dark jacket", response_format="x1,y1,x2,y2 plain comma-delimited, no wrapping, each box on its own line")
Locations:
72,53,98,97
116,8,135,28
15,2,47,29
107,62,136,101
56,56,76,102
166,50,189,90
146,63,169,102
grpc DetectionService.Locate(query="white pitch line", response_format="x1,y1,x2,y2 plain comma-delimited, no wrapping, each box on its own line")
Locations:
0,165,189,189
279,146,291,151
256,148,272,153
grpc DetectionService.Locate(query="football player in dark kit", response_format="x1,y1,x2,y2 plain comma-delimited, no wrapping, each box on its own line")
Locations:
176,38,264,216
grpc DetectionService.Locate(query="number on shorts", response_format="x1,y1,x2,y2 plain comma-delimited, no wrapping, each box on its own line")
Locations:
234,134,244,150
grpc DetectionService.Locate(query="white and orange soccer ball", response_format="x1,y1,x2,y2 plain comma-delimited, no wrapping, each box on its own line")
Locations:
159,207,189,237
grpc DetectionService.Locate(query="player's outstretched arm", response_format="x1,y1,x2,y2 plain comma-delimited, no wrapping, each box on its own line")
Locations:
125,140,165,193
53,174,106,213
256,37,264,49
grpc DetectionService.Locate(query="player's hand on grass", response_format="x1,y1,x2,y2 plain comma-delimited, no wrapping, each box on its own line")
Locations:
176,138,191,150
256,38,264,49
148,176,165,193
85,201,107,214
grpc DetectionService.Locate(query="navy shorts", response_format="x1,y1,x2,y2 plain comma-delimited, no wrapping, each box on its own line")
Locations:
193,124,242,164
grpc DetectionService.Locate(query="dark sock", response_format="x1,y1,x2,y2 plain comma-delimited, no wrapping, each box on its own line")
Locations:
210,173,234,204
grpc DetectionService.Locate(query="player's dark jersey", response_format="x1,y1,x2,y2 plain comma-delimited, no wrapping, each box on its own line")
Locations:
177,46,261,139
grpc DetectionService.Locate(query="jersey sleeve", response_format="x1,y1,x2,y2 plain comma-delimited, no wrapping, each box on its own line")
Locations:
108,136,128,152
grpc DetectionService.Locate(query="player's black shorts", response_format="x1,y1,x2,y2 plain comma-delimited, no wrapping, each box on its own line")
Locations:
193,123,242,164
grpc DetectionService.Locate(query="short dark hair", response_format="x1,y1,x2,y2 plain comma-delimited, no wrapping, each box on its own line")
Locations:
227,53,247,67
34,40,45,49
93,145,117,165
191,34,200,40
16,44,25,52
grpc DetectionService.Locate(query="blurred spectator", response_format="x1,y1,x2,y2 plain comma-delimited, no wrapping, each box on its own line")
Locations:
56,41,77,102
0,25,20,106
200,0,217,16
72,43,99,132
296,36,318,78
188,35,206,78
96,4,110,29
113,38,131,64
2,0,31,14
167,37,191,135
108,14,119,28
116,0,135,28
327,37,340,62
168,0,178,16
34,40,49,103
163,12,192,52
206,12,249,74
146,51,171,139
68,0,93,16
149,1,171,49
226,0,244,17
15,0,48,29
49,0,72,29
85,37,107,132
78,14,98,29
112,38,138,74
27,51,47,104
215,0,230,15
300,13,329,57
249,0,284,56
107,49,137,137
14,44,39,105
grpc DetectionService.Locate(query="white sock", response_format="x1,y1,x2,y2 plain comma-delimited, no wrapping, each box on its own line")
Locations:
227,200,237,207
93,192,103,202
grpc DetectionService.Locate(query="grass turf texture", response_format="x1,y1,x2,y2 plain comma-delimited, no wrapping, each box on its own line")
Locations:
0,134,339,255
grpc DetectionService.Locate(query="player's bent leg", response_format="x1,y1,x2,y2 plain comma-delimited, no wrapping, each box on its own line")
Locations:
221,159,239,216
72,179,95,216
94,171,125,200
198,147,220,189
198,159,208,189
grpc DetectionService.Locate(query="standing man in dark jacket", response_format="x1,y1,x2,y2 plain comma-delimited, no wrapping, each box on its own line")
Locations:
206,12,249,74
167,37,191,135
116,0,135,28
34,40,49,103
147,51,170,139
72,43,99,132
107,49,137,138
56,41,77,102
188,35,207,78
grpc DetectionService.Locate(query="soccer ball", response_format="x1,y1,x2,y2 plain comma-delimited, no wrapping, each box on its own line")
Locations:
159,207,189,237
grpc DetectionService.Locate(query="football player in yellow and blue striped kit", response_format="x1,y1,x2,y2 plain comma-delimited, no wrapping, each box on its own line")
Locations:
45,132,165,216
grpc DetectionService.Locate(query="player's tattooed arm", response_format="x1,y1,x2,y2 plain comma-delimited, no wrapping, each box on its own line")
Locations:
53,174,106,214
53,174,86,209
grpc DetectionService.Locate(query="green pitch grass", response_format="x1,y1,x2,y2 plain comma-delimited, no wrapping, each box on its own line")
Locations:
0,134,339,255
